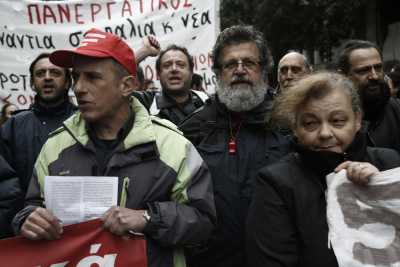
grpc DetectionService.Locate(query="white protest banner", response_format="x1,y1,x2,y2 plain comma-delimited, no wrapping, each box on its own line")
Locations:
326,168,400,267
0,0,220,108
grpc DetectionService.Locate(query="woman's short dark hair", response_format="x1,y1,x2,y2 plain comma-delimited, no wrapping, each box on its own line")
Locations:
272,71,362,130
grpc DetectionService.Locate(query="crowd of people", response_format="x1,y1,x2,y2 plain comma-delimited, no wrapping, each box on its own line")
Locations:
0,24,400,267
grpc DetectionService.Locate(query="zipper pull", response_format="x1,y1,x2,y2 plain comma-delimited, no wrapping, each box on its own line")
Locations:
119,177,130,207
327,230,332,249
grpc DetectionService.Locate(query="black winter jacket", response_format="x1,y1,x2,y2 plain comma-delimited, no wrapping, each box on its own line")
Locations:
0,150,22,238
0,99,76,194
365,97,400,152
180,95,290,267
246,133,400,267
133,90,207,125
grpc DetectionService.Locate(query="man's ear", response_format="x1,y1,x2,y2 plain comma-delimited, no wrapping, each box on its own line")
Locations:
132,75,142,91
120,75,136,97
30,78,36,92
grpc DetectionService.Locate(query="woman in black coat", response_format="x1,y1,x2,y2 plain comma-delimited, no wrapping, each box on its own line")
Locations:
246,72,400,267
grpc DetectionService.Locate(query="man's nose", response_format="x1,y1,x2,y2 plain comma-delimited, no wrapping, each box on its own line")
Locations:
319,123,333,139
233,62,247,74
287,69,295,79
368,67,380,80
44,70,52,79
73,78,85,94
170,63,179,71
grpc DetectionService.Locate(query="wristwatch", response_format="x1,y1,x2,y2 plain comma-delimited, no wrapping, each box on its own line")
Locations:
143,210,151,222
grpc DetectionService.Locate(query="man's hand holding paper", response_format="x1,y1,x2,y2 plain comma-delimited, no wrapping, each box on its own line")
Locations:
20,207,63,240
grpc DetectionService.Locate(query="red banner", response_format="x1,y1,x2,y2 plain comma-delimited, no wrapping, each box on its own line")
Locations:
0,219,147,267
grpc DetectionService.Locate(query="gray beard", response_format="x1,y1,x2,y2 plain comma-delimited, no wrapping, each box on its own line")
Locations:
216,80,267,112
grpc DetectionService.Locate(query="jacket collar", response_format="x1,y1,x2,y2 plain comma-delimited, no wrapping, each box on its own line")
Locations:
157,91,180,109
157,90,205,109
63,97,157,149
87,107,135,149
208,93,273,126
296,131,367,185
31,96,75,116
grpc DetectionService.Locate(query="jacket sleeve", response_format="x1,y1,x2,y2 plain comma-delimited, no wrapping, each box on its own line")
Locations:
0,154,23,238
246,169,298,267
178,114,203,146
11,157,46,234
144,142,216,246
368,147,400,171
0,118,16,170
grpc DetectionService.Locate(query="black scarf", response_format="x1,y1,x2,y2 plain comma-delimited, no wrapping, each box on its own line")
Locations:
295,131,367,187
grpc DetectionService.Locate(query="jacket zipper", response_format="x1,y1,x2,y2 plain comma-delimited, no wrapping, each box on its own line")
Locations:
119,177,130,207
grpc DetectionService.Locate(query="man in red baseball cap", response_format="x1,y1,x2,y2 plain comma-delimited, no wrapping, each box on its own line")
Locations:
51,28,137,75
13,28,216,267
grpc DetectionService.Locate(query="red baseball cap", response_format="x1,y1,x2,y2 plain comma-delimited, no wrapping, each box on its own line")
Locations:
50,28,136,75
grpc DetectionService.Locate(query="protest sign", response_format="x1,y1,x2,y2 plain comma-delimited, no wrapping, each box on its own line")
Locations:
327,168,400,267
0,219,147,267
0,0,220,108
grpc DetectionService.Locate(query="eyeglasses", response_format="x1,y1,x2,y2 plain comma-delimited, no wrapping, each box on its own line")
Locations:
221,59,261,72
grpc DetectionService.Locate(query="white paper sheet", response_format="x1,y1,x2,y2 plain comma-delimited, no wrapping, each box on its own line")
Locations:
326,167,400,267
44,176,118,225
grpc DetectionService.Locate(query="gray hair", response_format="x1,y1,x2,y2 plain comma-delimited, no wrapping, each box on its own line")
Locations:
212,25,272,81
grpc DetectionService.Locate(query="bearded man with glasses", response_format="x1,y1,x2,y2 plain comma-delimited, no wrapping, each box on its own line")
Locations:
179,25,290,267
